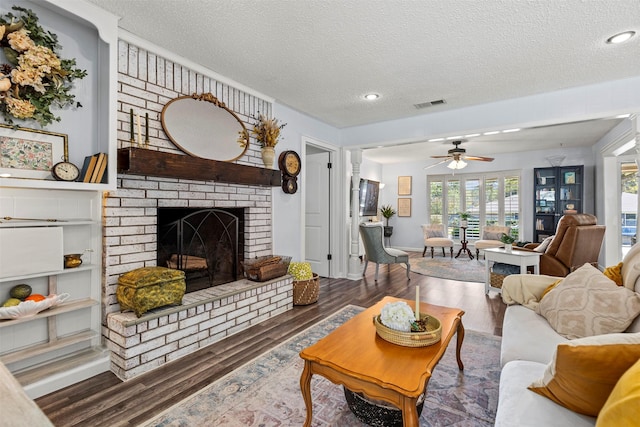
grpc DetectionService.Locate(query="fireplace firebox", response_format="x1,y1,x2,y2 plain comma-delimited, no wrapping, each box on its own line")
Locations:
157,208,244,293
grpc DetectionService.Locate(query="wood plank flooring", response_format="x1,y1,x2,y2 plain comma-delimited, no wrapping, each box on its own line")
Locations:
35,254,506,426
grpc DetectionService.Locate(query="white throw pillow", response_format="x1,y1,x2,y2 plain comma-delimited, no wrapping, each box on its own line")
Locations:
534,235,554,253
426,229,444,238
536,263,640,339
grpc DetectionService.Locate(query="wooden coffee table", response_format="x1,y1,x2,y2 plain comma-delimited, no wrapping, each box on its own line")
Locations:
299,296,465,427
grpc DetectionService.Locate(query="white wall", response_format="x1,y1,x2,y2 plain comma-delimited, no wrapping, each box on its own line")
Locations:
271,104,341,261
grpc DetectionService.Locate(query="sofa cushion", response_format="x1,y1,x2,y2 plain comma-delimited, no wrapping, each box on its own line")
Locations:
501,304,567,367
595,358,640,426
528,332,640,417
495,361,596,427
621,243,640,293
536,263,640,339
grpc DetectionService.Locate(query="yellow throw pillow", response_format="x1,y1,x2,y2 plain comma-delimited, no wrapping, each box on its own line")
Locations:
596,358,640,426
528,333,640,417
540,278,563,299
288,262,313,281
603,262,624,286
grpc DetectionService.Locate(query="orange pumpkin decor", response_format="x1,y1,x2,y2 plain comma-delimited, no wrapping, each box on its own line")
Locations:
25,294,46,302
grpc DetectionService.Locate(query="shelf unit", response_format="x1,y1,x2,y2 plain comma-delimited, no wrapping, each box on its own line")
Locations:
534,165,584,242
0,189,108,398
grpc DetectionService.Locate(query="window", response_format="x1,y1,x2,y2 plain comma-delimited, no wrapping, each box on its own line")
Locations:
427,171,521,240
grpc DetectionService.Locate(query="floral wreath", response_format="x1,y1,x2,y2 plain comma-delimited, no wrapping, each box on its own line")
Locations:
0,6,87,127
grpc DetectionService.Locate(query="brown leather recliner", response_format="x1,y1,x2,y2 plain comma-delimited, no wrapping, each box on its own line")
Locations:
521,213,605,277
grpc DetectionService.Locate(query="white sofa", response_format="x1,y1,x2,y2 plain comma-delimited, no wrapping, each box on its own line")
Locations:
495,244,640,427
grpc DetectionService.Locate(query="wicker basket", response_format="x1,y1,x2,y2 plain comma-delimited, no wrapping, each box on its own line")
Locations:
241,255,291,282
489,271,508,289
293,273,320,305
373,314,442,347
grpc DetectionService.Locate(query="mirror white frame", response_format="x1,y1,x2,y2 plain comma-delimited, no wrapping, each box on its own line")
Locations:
161,93,249,162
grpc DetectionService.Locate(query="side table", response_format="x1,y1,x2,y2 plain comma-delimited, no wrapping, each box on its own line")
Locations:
455,226,474,260
483,247,541,294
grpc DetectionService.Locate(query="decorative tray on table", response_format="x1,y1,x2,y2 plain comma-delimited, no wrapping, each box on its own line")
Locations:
373,314,442,347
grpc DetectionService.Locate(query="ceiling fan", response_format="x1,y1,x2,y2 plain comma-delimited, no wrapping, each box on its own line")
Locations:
426,140,494,170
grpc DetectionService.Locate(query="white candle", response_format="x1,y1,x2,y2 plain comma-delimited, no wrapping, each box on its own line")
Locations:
415,285,420,320
136,113,142,146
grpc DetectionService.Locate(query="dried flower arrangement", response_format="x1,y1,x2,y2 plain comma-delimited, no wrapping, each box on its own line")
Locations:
251,113,286,148
0,6,87,127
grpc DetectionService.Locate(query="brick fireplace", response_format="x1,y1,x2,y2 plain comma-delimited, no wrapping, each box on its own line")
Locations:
101,40,293,380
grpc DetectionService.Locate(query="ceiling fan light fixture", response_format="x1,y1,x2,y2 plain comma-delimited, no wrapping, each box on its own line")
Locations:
607,31,635,44
447,159,467,170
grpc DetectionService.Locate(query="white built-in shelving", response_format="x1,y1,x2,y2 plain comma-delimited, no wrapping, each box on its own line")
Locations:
0,0,119,398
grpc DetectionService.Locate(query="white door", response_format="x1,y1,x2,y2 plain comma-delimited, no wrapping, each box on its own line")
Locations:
305,149,331,277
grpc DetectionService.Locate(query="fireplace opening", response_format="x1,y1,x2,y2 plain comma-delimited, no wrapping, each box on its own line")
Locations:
157,208,245,293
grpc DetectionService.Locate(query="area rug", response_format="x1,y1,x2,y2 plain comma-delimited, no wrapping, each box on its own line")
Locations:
407,252,486,283
144,305,501,427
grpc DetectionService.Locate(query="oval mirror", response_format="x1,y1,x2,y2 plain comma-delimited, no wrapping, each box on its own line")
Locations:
161,93,249,162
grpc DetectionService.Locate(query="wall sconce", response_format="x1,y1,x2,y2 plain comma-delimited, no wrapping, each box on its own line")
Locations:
447,159,467,170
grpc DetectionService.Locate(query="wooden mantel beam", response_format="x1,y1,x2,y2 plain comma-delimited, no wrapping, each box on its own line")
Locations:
117,148,281,187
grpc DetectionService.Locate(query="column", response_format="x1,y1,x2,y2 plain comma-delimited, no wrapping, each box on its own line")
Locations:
347,149,363,280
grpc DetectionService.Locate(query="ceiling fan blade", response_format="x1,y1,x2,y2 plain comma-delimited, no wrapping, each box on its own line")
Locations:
424,159,447,169
464,155,494,161
430,155,453,159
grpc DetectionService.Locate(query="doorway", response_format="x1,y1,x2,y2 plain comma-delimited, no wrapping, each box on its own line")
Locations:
303,138,340,278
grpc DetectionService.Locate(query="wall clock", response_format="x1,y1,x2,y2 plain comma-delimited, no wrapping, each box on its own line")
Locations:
282,176,298,194
278,150,301,177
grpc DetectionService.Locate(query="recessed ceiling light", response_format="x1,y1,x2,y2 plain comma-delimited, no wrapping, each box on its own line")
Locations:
364,93,380,100
607,31,635,44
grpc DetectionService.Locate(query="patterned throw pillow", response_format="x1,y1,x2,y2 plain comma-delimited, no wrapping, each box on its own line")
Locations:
536,263,640,339
288,262,313,281
483,231,503,241
426,228,444,238
529,332,640,417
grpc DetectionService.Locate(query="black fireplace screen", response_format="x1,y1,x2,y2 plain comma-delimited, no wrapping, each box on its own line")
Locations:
158,208,243,293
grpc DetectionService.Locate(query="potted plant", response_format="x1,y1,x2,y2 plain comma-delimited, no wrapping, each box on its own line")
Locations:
500,233,516,252
459,212,470,227
380,204,396,237
251,113,287,168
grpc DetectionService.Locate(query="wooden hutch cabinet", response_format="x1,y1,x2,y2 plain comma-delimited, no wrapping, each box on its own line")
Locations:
534,165,584,243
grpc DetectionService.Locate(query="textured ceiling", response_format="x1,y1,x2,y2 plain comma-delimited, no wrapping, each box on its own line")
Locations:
86,0,638,161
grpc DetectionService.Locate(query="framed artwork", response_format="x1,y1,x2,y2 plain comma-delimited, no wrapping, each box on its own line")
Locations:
0,124,68,179
398,176,412,195
564,171,576,184
398,197,411,217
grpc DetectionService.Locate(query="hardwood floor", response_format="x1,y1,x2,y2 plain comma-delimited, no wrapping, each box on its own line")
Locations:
35,254,506,426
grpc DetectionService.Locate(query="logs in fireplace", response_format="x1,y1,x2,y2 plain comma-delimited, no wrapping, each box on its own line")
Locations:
157,208,244,293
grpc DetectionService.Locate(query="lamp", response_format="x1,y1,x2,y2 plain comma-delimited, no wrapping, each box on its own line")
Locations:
447,159,467,170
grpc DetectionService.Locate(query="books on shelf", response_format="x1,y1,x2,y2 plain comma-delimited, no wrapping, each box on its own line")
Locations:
79,153,108,183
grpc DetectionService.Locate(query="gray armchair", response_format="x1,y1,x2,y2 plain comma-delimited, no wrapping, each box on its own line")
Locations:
359,223,411,281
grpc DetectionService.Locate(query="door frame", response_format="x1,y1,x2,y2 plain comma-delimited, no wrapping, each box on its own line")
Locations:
302,136,344,278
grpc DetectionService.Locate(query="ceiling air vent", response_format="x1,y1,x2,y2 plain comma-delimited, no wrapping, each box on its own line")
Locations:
414,99,446,109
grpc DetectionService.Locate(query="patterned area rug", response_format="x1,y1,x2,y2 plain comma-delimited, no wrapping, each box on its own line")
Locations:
408,252,486,282
145,305,501,427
